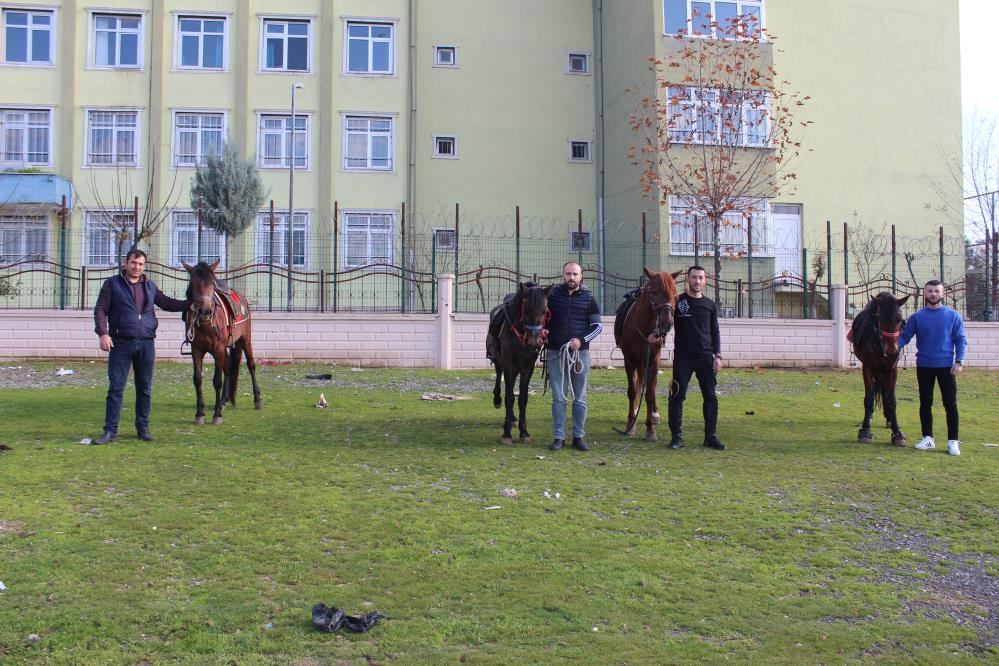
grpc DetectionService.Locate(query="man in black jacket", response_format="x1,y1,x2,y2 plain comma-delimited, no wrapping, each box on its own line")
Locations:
668,265,725,450
92,248,188,444
545,262,602,451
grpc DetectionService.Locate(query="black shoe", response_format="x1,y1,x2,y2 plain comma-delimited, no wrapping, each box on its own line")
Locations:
93,431,116,445
549,438,565,451
571,437,588,451
668,437,684,450
703,437,727,450
137,429,154,442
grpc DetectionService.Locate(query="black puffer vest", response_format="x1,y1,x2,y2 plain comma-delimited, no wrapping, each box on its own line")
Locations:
545,283,595,350
106,274,159,339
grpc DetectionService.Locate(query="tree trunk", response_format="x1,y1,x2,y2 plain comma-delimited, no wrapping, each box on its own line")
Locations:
712,214,722,304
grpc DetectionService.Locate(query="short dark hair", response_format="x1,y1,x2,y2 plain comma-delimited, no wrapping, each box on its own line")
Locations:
924,279,943,287
563,261,582,272
687,265,707,275
125,247,147,262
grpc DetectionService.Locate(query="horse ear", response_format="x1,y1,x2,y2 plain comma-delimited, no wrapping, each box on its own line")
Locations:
181,261,194,274
209,260,220,272
670,270,683,279
643,267,654,280
520,282,530,295
897,294,911,306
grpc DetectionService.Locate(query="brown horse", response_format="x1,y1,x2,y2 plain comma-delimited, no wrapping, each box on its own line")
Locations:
182,261,262,425
849,292,910,445
613,268,679,442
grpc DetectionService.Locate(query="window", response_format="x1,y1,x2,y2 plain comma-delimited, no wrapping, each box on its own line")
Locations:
666,87,769,147
434,45,456,67
566,52,589,74
664,0,763,38
258,114,308,168
171,211,224,266
174,112,224,167
569,231,593,253
432,135,457,159
262,19,309,71
4,9,53,64
668,196,768,255
0,216,47,264
255,211,307,268
85,210,134,266
1,108,51,166
93,14,141,68
345,21,393,74
177,16,225,69
344,115,393,170
569,140,592,163
86,110,139,166
344,212,393,268
433,228,455,250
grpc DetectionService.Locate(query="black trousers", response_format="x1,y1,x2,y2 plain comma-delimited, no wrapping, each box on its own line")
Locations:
668,356,718,439
916,366,958,441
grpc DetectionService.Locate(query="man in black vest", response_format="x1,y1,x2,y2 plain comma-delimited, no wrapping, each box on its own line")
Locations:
92,248,188,444
545,261,602,451
668,265,725,450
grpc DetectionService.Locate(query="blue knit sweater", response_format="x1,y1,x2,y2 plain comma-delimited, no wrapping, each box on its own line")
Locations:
898,306,967,368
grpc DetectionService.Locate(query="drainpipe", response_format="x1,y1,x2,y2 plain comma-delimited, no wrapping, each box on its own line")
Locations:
408,0,416,271
596,0,607,310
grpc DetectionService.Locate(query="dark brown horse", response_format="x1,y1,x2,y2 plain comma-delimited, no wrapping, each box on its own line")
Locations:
849,292,910,445
488,282,550,444
183,261,262,425
613,268,679,442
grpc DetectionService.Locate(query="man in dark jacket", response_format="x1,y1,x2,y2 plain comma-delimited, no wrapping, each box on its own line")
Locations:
545,262,602,451
92,248,188,444
668,265,725,450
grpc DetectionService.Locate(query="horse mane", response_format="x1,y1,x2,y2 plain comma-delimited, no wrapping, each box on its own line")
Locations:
521,282,546,314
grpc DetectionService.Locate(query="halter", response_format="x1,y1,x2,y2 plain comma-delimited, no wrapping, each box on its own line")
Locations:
636,283,674,339
879,328,901,340
511,298,550,348
186,276,222,341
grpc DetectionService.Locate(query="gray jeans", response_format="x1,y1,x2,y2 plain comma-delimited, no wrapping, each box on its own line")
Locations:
546,348,590,439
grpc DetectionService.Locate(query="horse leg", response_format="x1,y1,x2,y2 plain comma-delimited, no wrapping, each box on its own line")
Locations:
493,361,502,409
500,366,516,445
858,366,874,442
518,366,533,444
620,360,639,436
193,350,206,425
644,355,659,442
211,347,226,425
241,335,263,410
885,369,906,445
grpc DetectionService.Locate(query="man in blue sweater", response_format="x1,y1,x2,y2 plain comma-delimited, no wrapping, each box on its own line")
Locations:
897,280,967,456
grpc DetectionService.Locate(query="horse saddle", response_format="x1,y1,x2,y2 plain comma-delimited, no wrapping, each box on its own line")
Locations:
486,292,522,360
614,288,642,342
213,289,249,346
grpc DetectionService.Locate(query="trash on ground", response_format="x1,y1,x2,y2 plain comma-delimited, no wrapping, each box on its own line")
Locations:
833,402,841,408
500,488,518,497
535,455,545,460
311,603,384,633
483,505,501,510
0,444,12,451
56,367,74,376
745,411,755,415
0,581,6,591
350,367,364,372
306,373,333,380
421,393,471,401
983,443,999,448
316,393,328,408
78,439,92,445
27,634,40,642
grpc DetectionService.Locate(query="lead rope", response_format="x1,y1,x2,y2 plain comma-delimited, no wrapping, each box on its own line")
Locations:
556,342,584,402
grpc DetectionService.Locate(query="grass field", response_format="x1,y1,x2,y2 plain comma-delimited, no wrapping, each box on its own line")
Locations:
1,361,997,664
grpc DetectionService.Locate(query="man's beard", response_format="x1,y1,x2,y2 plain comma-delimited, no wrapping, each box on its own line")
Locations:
926,296,942,304
564,280,578,289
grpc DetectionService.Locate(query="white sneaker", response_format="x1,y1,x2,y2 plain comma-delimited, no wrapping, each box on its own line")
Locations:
947,440,960,456
914,436,935,450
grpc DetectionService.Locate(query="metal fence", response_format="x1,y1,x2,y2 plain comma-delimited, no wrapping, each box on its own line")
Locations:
1,219,995,321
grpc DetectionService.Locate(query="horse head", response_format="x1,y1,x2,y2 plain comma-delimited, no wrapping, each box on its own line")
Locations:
641,267,679,338
517,281,550,349
182,260,220,324
872,292,910,356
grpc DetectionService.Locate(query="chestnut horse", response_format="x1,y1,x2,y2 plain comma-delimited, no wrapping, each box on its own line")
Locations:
849,292,910,445
613,268,679,441
182,261,262,425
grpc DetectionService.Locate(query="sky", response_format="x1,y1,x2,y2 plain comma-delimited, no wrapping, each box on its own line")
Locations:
960,0,999,118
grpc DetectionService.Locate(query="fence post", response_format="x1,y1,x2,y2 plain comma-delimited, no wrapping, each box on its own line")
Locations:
843,222,849,287
436,273,455,369
515,205,521,280
454,202,460,313
831,284,848,367
747,214,753,318
80,265,87,310
400,201,406,313
59,194,67,311
641,212,647,271
431,230,437,312
133,195,139,247
826,220,832,319
891,224,897,294
268,200,275,313
737,278,743,317
577,208,584,267
693,215,700,259
319,269,325,313
938,226,945,281
332,201,339,313
802,248,809,319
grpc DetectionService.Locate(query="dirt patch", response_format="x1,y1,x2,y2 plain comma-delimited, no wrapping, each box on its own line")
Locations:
0,364,105,389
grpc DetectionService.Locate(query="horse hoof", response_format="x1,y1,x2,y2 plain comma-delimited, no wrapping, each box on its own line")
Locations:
892,438,907,447
212,417,223,425
254,401,263,410
511,420,519,428
858,435,872,443
493,398,501,409
195,416,205,425
645,432,658,443
500,437,513,445
519,435,532,444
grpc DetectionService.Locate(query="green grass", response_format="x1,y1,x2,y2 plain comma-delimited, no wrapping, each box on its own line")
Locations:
1,362,997,664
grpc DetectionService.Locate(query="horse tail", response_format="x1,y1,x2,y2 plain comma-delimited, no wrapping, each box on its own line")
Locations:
227,344,242,406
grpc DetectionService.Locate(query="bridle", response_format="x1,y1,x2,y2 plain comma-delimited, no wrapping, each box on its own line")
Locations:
185,276,220,342
635,284,675,339
511,294,550,348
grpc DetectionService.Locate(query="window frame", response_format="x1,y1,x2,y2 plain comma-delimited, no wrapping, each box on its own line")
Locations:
568,230,593,254
171,109,226,168
343,18,396,76
566,52,590,75
0,214,48,266
341,209,395,270
667,196,770,256
256,112,310,170
342,113,395,172
84,108,141,168
174,14,228,71
433,227,456,251
432,134,457,160
568,139,592,163
170,209,226,267
254,209,309,269
665,86,770,148
2,7,56,66
83,209,135,266
259,17,312,73
1,106,54,167
89,11,144,69
433,44,457,68
663,0,765,39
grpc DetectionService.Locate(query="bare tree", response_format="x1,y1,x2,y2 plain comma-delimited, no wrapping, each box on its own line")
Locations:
629,12,811,302
847,221,891,288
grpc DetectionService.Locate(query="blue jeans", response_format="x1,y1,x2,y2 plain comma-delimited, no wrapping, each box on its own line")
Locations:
547,349,590,440
104,338,155,434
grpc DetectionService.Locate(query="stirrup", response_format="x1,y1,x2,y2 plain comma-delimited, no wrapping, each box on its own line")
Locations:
180,339,192,356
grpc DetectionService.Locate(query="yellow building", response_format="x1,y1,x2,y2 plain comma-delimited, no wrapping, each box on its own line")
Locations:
0,0,962,312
